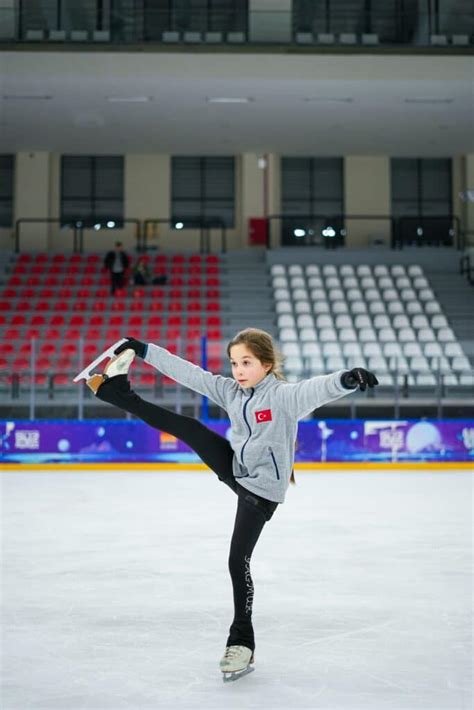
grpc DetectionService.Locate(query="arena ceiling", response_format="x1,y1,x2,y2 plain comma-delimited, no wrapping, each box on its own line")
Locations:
1,50,473,156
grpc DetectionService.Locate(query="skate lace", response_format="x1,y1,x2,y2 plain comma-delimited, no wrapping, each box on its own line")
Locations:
224,646,241,660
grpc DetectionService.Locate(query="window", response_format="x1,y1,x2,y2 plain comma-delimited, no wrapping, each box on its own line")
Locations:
60,156,124,228
171,157,235,228
143,0,247,37
391,158,453,245
281,157,344,246
0,155,14,228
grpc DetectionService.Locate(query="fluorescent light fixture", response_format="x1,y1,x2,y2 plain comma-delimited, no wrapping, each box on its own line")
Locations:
404,98,453,104
94,223,101,230
2,94,53,100
294,229,306,238
175,222,184,229
206,97,253,103
322,227,336,238
107,221,116,228
106,96,153,103
302,97,353,103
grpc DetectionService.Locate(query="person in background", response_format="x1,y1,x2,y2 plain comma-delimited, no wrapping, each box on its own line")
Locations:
104,241,130,295
132,256,151,286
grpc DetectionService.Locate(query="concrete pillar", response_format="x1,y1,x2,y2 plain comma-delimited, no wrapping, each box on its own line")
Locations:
15,152,51,252
249,0,292,43
344,156,391,248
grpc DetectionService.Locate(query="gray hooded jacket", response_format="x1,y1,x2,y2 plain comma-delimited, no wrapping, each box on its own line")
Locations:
144,344,355,503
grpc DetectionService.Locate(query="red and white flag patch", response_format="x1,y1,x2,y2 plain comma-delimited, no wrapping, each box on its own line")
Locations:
255,409,272,423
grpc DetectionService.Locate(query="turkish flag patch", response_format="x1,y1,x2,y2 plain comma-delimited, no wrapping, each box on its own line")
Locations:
255,409,272,423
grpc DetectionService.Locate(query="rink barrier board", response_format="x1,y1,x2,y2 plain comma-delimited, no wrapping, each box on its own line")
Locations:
1,419,473,464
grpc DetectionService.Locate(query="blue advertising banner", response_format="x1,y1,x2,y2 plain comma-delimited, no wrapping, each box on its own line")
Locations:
1,419,473,464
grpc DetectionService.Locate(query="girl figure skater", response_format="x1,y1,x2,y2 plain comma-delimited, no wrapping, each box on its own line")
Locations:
75,329,378,682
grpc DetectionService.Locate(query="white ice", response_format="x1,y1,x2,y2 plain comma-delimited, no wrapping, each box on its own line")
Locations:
1,469,472,710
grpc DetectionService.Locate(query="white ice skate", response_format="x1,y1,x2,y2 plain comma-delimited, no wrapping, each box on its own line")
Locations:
220,645,255,683
72,338,129,383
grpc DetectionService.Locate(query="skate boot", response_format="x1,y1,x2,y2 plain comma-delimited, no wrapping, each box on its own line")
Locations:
220,645,254,683
72,338,129,383
85,348,135,395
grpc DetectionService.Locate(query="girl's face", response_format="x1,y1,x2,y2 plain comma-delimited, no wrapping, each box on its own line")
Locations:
229,344,272,389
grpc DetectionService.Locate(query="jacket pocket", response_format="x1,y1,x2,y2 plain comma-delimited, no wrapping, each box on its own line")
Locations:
268,447,280,480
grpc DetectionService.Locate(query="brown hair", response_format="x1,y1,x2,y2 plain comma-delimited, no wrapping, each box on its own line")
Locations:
226,328,296,485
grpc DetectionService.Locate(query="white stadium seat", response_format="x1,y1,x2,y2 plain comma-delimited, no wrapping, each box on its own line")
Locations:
346,288,363,301
378,277,394,289
391,265,406,277
300,328,317,342
281,342,301,357
302,342,321,358
367,356,388,372
424,301,441,314
451,356,471,371
407,265,423,277
271,264,285,276
381,288,398,302
272,276,288,289
290,276,306,289
364,288,380,301
360,277,376,289
416,373,437,386
418,288,435,301
316,314,333,328
423,342,443,358
444,342,463,358
275,288,291,300
342,277,358,289
350,301,367,314
403,342,422,357
322,342,342,357
339,265,355,276
359,328,377,342
383,342,403,358
363,342,382,357
276,301,292,314
295,301,311,314
285,357,304,375
342,342,362,358
459,373,474,386
373,265,389,277
405,301,423,315
319,327,338,342
413,277,429,290
296,314,314,328
307,276,323,289
373,315,391,329
292,288,309,301
335,314,352,329
417,328,436,343
400,288,417,301
313,302,330,314
354,314,371,329
368,302,385,315
437,327,455,342
431,314,448,329
378,327,397,342
310,288,326,301
326,277,341,289
306,264,320,275
277,314,295,328
328,288,345,301
409,356,430,372
395,277,411,290
411,314,429,329
288,265,303,276
322,265,337,276
356,265,371,276
387,301,404,315
393,314,410,329
339,328,357,342
280,327,298,342
398,327,416,342
332,301,349,314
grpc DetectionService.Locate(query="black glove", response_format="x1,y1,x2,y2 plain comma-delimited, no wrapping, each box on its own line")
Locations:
341,368,379,392
114,337,147,359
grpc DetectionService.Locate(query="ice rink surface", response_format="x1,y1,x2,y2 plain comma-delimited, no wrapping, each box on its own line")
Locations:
1,467,472,710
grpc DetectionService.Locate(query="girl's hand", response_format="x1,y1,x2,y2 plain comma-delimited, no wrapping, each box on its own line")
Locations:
114,337,147,359
341,368,379,391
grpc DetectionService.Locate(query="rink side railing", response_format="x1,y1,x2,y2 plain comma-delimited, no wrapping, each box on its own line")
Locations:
1,338,473,421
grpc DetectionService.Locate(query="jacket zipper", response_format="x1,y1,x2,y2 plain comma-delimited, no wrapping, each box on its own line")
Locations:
269,447,280,480
240,388,254,466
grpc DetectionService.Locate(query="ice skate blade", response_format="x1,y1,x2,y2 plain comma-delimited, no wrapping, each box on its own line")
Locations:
222,665,255,683
72,338,128,383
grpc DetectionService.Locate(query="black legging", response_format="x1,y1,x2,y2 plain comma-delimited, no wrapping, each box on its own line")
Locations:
96,375,278,652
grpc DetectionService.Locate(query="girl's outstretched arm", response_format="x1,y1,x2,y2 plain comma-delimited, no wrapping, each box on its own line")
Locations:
115,337,237,410
275,367,378,420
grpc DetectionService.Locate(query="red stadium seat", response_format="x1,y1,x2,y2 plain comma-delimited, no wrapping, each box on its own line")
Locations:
45,328,61,340
92,301,107,312
185,343,200,360
53,302,69,312
172,254,185,263
64,328,82,340
72,301,88,312
149,302,163,312
104,329,122,341
0,343,14,355
189,265,202,275
86,254,101,263
36,357,52,373
129,315,143,327
34,301,50,311
187,289,201,299
3,328,21,340
207,301,220,312
68,253,81,263
12,356,30,369
79,276,94,286
111,301,126,312
167,328,181,339
70,315,86,326
94,288,109,298
31,264,47,275
63,343,78,355
207,315,221,326
139,373,155,386
66,265,80,274
0,301,11,311
169,302,183,312
90,314,105,326
150,287,165,299
188,315,202,326
148,315,163,326
77,288,91,298
206,254,219,263
18,253,32,262
61,276,77,286
84,328,102,340
207,328,222,339
206,289,220,299
50,315,66,326
39,343,56,355
8,276,22,286
133,288,145,299
2,288,17,298
188,277,202,286
23,328,41,339
58,288,73,299
130,301,144,312
52,374,70,385
52,254,66,263
110,314,126,326
206,265,219,275
30,315,46,326
44,276,59,286
168,315,182,326
47,265,62,274
144,328,161,340
190,254,202,263
25,276,40,285
186,328,202,340
56,357,73,370
20,288,35,298
206,277,220,286
114,288,127,298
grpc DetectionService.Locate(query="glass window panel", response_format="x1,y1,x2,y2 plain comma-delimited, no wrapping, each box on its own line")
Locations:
391,159,418,200
0,155,14,199
203,200,234,227
421,159,451,201
172,156,235,227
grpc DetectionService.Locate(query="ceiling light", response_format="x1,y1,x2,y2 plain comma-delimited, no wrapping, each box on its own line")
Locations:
106,96,153,103
404,98,453,104
302,97,353,103
2,95,53,100
206,97,253,103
